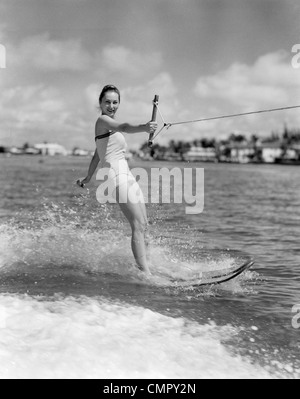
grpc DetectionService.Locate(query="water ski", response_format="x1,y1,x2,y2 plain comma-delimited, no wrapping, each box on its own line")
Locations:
174,259,253,287
154,249,254,288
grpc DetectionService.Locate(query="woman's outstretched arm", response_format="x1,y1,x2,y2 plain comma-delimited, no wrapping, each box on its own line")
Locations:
98,115,157,135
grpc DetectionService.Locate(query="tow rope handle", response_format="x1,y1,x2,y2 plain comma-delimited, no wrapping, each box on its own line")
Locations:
148,94,159,148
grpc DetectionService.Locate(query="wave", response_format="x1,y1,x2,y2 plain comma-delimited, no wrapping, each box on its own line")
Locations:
0,202,298,379
0,293,288,379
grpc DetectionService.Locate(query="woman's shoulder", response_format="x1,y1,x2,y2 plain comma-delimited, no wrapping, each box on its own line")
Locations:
95,116,111,134
96,115,109,126
97,115,120,130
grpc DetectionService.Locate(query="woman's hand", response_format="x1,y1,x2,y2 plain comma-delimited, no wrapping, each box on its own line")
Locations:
145,121,158,134
76,176,91,188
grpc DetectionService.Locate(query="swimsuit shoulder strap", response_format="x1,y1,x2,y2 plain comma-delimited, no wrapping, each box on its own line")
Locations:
95,130,116,141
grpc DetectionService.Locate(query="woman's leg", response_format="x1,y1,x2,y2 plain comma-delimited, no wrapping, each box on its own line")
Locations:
117,194,150,274
109,161,150,273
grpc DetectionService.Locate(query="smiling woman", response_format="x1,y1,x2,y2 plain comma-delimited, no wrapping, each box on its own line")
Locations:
77,85,157,274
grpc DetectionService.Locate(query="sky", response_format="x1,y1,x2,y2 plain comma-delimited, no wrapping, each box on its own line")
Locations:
0,0,300,150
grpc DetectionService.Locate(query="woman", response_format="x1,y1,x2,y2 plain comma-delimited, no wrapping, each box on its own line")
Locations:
78,85,157,274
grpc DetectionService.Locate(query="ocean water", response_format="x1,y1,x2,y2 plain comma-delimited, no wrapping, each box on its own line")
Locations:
0,155,299,379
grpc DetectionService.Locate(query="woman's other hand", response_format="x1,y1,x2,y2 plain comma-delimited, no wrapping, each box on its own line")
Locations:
76,176,91,188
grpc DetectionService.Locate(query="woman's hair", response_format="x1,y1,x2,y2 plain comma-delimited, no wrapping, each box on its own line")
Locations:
99,85,121,104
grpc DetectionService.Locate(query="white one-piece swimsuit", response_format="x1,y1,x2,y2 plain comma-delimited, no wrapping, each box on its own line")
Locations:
95,130,144,204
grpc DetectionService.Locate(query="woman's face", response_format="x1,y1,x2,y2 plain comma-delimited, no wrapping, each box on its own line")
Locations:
100,91,120,118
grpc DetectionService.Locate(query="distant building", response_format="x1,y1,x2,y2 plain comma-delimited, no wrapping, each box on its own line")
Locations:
184,146,217,162
281,147,300,162
34,143,67,156
260,142,282,163
24,147,40,155
291,144,300,157
163,152,183,161
229,143,255,163
72,148,90,156
9,146,24,155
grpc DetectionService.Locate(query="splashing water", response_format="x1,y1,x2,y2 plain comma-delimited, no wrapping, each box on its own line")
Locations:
0,199,254,292
0,187,299,379
0,293,290,379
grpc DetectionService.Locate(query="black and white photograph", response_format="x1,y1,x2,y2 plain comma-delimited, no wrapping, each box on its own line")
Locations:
0,0,299,380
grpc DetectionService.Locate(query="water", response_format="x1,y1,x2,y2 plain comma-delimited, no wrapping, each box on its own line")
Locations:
0,155,299,379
